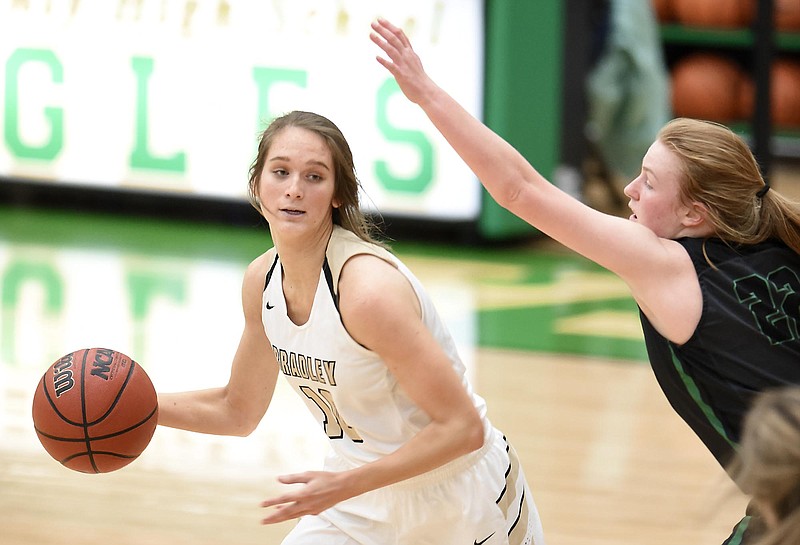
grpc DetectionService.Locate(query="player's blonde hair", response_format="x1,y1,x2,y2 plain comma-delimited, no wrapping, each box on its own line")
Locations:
248,110,382,245
658,118,800,254
730,387,800,545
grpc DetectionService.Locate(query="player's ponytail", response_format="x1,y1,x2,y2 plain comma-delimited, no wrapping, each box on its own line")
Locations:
659,118,800,255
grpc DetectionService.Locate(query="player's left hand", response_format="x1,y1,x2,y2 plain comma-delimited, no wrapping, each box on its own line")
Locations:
260,470,354,524
370,17,434,106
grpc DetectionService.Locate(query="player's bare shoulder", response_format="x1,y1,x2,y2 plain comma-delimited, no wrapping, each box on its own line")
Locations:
339,254,413,316
243,249,277,287
341,252,401,293
240,248,278,316
339,252,421,353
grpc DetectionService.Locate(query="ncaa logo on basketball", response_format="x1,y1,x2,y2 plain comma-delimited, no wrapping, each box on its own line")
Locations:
90,348,117,381
52,353,75,398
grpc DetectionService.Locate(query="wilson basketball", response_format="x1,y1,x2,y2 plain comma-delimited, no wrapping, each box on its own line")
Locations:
32,348,158,474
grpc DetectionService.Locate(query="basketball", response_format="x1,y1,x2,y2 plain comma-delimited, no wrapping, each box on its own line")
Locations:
738,59,800,128
776,0,800,31
31,348,158,474
652,0,674,23
672,0,755,28
671,53,745,122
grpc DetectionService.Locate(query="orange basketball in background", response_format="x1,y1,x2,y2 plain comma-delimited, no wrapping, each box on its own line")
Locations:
32,348,158,474
738,59,800,128
776,0,800,31
672,0,755,28
671,53,745,122
652,0,675,23
772,60,800,127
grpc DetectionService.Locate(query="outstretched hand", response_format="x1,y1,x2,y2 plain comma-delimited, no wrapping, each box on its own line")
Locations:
260,470,354,525
370,17,435,105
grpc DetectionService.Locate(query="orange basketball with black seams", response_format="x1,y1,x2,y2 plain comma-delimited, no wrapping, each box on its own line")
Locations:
32,348,158,474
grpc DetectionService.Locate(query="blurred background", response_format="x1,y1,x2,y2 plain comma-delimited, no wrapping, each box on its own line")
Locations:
1,1,799,544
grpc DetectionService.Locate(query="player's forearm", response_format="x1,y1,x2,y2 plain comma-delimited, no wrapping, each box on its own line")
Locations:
417,84,547,212
157,388,255,437
344,415,485,497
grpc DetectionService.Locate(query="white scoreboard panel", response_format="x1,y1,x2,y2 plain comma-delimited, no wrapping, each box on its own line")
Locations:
0,0,484,220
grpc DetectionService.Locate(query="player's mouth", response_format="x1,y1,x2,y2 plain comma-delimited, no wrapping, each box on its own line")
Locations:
280,208,305,216
628,203,637,221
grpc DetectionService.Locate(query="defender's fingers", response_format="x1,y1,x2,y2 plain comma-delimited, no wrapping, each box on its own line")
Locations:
376,17,411,48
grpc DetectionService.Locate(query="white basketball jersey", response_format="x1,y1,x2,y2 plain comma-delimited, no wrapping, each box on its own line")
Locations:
261,225,489,465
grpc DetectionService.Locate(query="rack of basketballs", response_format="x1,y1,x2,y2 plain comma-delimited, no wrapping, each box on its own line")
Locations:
653,0,800,136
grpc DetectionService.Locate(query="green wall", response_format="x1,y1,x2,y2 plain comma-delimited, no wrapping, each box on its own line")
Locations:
480,1,564,239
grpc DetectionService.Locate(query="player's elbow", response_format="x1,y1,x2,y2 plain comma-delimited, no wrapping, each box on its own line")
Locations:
490,170,542,216
458,411,485,454
491,181,527,214
223,393,265,437
228,405,266,437
467,418,486,452
230,417,259,437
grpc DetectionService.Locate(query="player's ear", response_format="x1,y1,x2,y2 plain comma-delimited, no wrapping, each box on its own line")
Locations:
683,201,710,228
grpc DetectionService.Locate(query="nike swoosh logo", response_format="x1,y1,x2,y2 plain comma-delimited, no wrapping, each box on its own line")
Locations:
265,302,275,310
474,533,494,545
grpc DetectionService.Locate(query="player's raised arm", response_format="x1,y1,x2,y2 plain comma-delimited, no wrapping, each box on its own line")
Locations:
370,17,706,343
370,18,535,210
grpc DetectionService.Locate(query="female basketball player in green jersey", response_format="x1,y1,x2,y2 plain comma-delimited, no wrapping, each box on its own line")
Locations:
370,16,800,545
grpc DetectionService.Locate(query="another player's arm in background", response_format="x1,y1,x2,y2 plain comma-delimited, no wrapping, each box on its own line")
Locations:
157,253,279,437
370,18,701,344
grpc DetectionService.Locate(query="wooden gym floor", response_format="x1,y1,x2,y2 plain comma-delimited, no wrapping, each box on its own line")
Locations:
7,163,799,544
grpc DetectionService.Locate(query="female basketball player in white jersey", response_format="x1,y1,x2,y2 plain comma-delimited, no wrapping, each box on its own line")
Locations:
157,110,545,545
